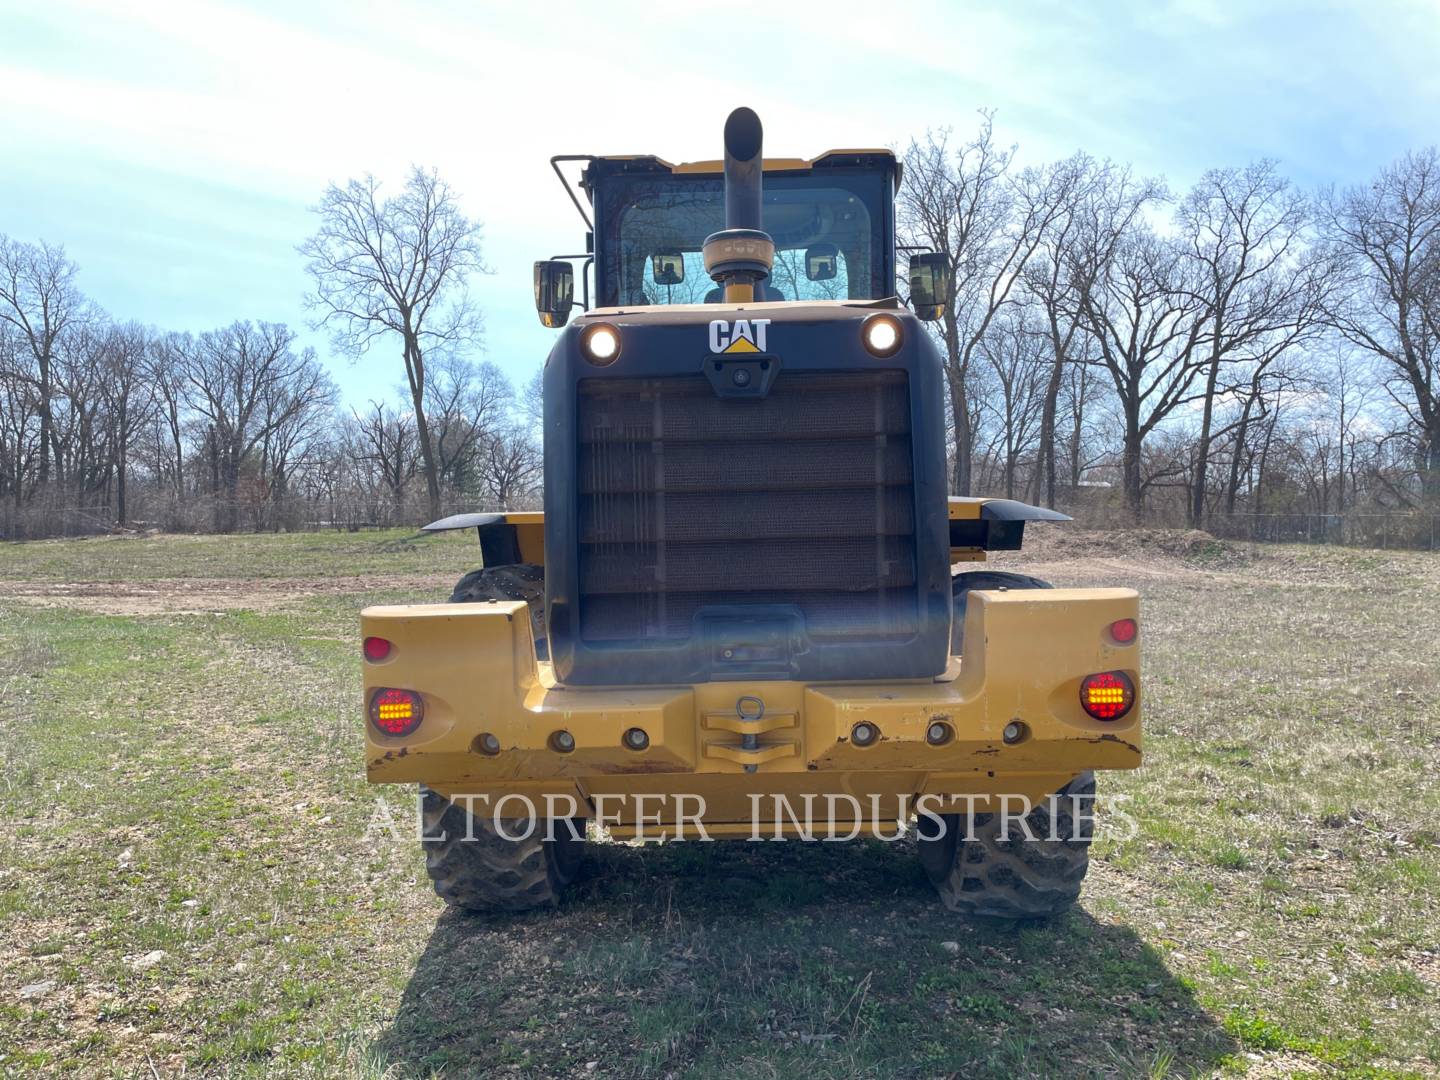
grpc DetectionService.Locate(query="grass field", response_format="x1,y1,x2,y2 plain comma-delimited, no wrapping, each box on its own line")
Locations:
1,527,1436,1078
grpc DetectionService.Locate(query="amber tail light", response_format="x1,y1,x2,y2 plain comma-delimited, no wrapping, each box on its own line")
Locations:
370,688,423,736
1080,671,1135,721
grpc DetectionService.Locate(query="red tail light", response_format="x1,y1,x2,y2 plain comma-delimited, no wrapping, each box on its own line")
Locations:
370,688,423,736
363,636,393,662
1080,671,1135,721
1109,618,1138,645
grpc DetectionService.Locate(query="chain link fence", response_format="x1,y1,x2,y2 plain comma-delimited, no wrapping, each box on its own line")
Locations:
0,491,540,541
7,495,1437,552
0,498,368,540
1209,512,1440,551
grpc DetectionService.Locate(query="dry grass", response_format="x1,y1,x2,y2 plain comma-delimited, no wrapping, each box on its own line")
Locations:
0,528,1436,1078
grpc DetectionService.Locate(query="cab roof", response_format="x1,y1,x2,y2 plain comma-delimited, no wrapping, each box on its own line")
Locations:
581,149,902,193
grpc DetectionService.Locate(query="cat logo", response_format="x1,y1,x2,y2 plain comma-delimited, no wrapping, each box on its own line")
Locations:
708,318,770,354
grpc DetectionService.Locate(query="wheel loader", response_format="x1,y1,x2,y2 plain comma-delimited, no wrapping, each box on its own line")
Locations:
360,108,1141,918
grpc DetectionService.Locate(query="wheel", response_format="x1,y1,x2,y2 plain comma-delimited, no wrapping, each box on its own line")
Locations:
450,563,547,659
918,772,1095,919
420,787,585,912
950,570,1052,653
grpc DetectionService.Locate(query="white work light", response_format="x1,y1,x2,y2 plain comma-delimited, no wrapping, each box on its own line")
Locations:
581,323,621,365
861,314,903,358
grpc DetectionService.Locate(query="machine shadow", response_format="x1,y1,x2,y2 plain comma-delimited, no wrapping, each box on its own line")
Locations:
374,837,1236,1077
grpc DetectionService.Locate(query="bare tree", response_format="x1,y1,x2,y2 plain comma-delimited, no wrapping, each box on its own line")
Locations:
478,422,543,510
349,400,420,515
146,332,190,500
899,116,1078,494
1076,226,1207,517
97,321,154,526
0,236,84,488
1319,148,1440,502
179,321,333,531
0,322,39,509
1222,362,1278,515
299,167,486,521
1250,364,1311,514
256,351,338,527
424,354,513,494
975,309,1049,497
1327,348,1379,513
51,315,111,499
1024,162,1161,507
1059,357,1109,491
521,368,544,432
1177,160,1326,526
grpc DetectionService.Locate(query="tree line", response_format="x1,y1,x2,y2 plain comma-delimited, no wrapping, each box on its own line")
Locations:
0,168,541,539
3,122,1438,539
899,116,1440,533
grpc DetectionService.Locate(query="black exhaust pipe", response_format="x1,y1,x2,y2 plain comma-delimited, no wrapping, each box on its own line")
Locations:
723,107,764,231
703,107,775,302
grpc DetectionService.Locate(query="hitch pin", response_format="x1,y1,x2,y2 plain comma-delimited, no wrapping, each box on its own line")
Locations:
736,695,764,774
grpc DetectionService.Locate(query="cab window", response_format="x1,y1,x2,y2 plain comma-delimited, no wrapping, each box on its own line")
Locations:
595,171,889,307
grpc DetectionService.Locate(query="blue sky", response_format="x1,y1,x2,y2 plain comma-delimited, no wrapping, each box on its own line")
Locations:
2,0,1438,406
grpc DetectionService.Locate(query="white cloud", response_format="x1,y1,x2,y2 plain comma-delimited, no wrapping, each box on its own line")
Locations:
3,0,1439,403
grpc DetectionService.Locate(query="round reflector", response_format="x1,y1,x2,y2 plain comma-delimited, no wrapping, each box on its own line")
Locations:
1080,671,1135,721
1109,618,1138,645
850,721,880,747
370,688,423,736
363,636,393,662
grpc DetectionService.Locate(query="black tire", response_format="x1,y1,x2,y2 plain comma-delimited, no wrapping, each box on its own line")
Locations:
420,787,585,912
918,772,1095,919
450,563,547,659
950,570,1052,653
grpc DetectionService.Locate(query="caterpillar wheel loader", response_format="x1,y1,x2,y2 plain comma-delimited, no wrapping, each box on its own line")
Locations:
361,108,1141,919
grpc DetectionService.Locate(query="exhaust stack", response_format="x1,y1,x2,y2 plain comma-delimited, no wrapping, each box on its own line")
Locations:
702,107,775,303
724,107,763,231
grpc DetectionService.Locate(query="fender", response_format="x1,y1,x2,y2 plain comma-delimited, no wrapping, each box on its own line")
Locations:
425,497,1064,570
423,511,544,568
948,497,1070,556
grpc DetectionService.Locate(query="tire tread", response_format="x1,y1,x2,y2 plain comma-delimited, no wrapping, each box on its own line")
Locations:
922,772,1096,919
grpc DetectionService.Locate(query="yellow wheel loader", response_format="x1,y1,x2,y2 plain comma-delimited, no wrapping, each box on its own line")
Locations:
361,108,1141,919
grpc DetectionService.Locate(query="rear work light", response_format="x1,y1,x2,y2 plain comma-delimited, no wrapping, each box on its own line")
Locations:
861,313,903,358
1080,671,1135,721
363,636,393,662
370,688,423,737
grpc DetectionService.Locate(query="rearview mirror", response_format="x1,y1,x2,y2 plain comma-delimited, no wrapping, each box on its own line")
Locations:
533,260,574,328
908,252,951,322
805,242,838,281
651,250,685,286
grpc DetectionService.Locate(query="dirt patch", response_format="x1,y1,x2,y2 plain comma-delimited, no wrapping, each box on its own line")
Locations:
987,527,1252,586
987,525,1440,593
0,573,456,615
1009,526,1249,566
989,551,1218,585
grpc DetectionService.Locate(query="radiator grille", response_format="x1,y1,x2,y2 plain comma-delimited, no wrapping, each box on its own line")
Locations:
576,370,917,643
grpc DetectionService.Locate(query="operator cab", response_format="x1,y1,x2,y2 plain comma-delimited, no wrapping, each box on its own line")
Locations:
535,144,949,324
